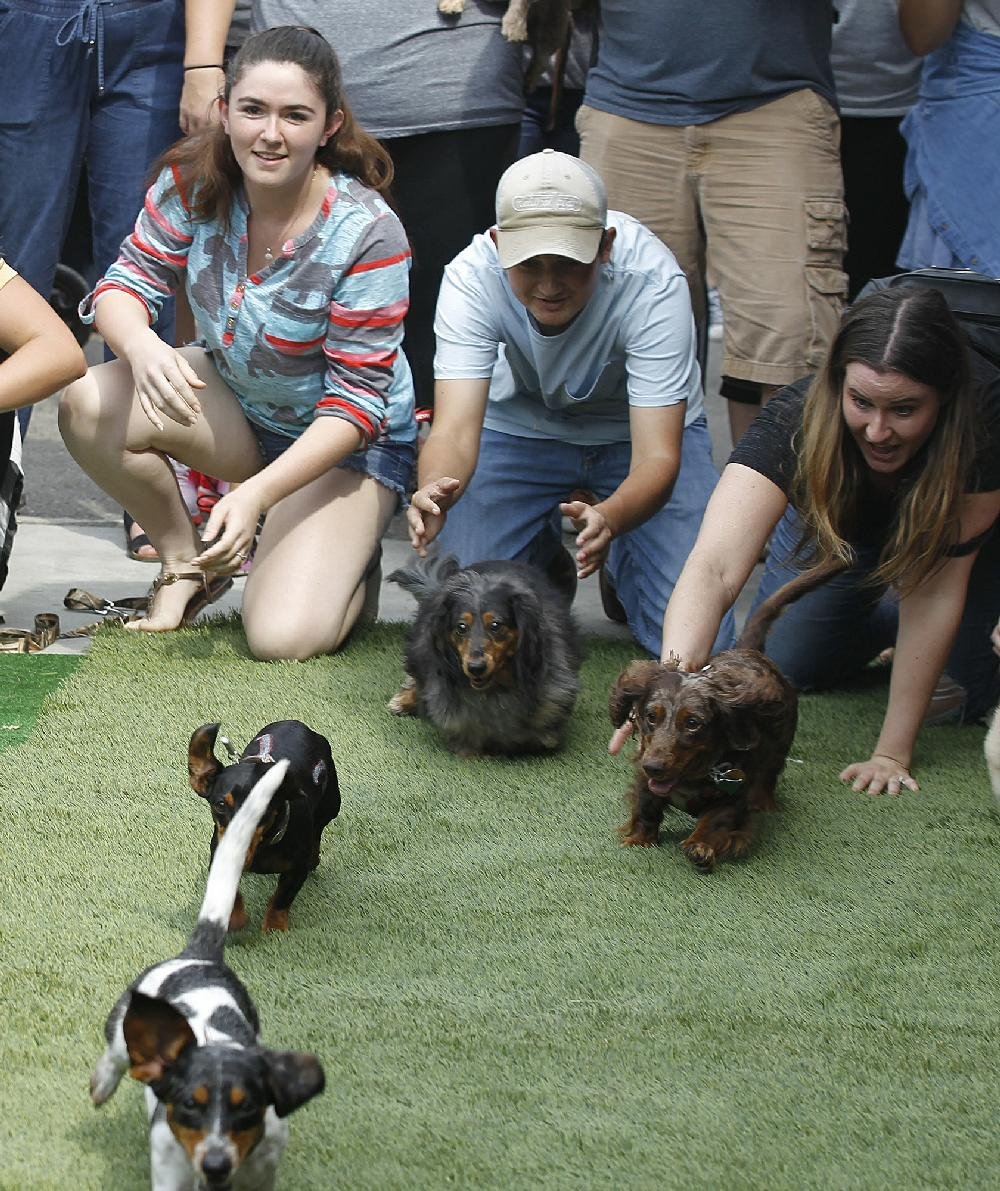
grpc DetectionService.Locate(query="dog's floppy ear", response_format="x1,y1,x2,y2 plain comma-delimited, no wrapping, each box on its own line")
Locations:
188,722,223,796
425,589,463,673
508,586,545,682
123,992,197,1086
609,660,663,727
262,1049,326,1117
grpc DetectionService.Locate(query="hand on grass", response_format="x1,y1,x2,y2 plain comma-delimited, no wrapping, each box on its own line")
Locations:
560,500,612,579
839,754,920,796
407,477,460,555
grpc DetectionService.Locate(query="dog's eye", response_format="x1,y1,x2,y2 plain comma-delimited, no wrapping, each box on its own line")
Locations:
453,621,469,636
685,716,703,732
488,620,504,635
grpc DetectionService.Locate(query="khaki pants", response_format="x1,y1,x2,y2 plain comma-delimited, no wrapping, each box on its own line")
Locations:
577,90,848,387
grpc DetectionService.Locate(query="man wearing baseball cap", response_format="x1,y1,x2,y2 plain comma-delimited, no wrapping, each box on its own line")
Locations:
407,149,734,657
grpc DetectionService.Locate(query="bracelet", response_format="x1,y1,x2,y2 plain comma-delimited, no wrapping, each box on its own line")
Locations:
184,64,224,71
872,751,909,770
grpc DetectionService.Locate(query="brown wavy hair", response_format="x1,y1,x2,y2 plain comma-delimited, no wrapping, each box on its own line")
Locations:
793,284,977,596
155,25,393,225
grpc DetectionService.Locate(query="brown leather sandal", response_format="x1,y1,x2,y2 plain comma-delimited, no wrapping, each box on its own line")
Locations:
147,569,234,627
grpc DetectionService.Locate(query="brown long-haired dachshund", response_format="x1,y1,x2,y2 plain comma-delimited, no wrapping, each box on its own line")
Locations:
610,561,846,871
388,555,583,756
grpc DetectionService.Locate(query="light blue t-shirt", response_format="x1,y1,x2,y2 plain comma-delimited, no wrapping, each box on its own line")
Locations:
433,212,703,446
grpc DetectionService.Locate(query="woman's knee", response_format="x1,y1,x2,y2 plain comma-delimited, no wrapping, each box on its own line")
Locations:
57,371,103,442
243,609,350,662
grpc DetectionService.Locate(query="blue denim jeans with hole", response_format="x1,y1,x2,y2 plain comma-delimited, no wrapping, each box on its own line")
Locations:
751,504,1000,724
435,416,735,658
0,0,183,429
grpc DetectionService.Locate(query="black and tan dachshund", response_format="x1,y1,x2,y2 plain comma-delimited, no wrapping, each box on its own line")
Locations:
188,720,340,932
388,555,583,756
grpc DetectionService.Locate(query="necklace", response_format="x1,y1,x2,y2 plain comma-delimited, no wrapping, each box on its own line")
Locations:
256,166,317,266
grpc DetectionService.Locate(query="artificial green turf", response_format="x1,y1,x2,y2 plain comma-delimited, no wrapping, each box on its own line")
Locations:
0,654,80,753
0,617,996,1189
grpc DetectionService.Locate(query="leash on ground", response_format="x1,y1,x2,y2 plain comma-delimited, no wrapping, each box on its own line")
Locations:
0,588,147,652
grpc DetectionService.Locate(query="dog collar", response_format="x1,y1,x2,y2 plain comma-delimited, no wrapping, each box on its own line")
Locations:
263,799,291,845
709,762,747,796
242,732,277,765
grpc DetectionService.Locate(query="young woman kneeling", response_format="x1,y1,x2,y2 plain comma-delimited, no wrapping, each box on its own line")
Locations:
60,26,415,660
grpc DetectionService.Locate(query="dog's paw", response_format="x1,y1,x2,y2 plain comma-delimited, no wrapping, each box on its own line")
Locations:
717,829,753,860
388,679,418,716
90,1053,126,1106
619,826,659,847
228,898,249,933
438,0,465,14
680,837,718,872
263,906,290,933
501,10,530,41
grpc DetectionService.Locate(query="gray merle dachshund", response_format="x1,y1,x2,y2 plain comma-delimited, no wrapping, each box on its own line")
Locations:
388,555,583,756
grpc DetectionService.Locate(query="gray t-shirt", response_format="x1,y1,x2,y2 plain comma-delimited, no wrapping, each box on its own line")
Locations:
251,0,524,138
583,0,837,126
831,0,921,117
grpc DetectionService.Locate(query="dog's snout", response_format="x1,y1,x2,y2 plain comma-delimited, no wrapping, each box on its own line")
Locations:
642,758,668,780
201,1149,233,1184
466,655,488,676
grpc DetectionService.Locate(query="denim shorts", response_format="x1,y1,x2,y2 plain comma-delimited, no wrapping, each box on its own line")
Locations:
249,421,415,506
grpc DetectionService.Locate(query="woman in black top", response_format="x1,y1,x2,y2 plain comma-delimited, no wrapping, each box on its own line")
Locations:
651,285,1000,795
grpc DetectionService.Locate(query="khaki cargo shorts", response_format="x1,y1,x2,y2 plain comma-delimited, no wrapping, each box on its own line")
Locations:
577,89,848,388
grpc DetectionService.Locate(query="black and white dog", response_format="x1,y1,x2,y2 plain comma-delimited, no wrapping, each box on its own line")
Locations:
91,762,325,1189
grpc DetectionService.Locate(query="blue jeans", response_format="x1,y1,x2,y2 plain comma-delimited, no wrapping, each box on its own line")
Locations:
752,504,1000,723
436,417,735,657
0,0,183,428
249,421,415,507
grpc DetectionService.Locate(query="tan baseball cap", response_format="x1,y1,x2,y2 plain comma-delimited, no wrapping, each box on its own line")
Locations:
494,149,608,268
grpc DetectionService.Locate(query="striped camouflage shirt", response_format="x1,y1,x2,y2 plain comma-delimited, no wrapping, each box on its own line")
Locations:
84,165,415,445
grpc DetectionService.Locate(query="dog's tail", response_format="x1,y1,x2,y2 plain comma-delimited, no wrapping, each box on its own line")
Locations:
387,553,461,604
185,759,289,961
737,558,849,653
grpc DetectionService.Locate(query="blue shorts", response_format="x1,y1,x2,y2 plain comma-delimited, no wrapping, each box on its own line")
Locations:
249,421,415,506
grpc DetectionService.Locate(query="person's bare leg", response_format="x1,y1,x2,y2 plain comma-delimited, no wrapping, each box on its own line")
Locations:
243,468,396,660
59,345,263,630
727,382,781,446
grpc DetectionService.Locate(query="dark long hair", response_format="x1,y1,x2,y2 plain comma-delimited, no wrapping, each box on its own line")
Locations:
794,284,977,594
157,25,393,225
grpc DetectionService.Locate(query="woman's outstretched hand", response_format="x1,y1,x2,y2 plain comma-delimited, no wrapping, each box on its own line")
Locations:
407,476,461,555
839,754,920,796
608,721,634,755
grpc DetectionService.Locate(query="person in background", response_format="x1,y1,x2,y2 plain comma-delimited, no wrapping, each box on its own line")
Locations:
0,0,184,434
181,0,524,414
629,285,999,795
832,0,922,299
517,7,596,158
897,0,1000,276
59,27,415,659
0,257,87,593
576,1,847,446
